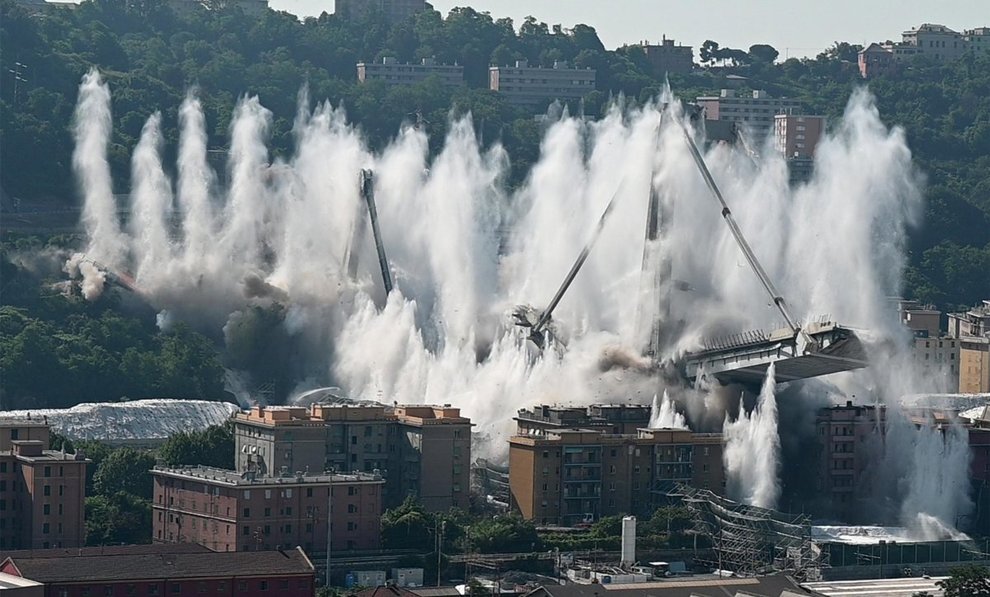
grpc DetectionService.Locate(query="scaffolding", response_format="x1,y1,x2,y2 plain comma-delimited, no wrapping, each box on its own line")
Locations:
667,484,827,581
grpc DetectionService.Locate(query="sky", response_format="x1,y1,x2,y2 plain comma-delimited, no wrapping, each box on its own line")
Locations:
268,0,988,59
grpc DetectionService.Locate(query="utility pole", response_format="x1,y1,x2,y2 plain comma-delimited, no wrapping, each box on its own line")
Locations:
436,519,446,586
326,471,334,588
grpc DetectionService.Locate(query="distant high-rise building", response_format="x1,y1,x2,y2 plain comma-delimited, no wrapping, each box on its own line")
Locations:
948,301,990,393
635,37,693,76
696,89,801,139
0,419,88,551
489,60,596,110
335,0,427,24
358,57,464,87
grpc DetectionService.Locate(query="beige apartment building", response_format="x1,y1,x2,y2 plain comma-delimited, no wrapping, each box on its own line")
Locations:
509,425,723,526
489,60,596,109
151,466,383,554
233,404,471,511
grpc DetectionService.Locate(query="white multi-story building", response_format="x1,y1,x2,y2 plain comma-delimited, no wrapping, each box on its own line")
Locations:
357,57,464,87
902,23,968,61
965,27,990,55
489,60,596,109
696,89,801,138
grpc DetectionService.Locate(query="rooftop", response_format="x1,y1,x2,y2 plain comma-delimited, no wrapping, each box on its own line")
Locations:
524,575,809,597
2,547,313,583
152,465,384,486
1,543,211,560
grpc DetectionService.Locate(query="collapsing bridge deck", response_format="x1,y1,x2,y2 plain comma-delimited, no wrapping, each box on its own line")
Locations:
683,321,869,386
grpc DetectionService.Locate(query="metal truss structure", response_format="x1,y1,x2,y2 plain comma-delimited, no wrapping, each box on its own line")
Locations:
667,484,828,581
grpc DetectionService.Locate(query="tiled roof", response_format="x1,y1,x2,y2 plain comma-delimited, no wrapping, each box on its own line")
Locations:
3,547,313,583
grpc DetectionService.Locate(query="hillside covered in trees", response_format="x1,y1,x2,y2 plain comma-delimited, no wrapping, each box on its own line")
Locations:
1,1,988,411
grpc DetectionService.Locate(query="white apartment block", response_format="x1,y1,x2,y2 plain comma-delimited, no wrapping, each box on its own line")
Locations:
902,23,968,61
489,60,596,109
357,57,464,87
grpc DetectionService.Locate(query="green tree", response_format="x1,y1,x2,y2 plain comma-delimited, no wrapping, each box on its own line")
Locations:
85,491,152,545
158,422,234,469
467,514,540,554
938,565,990,597
748,44,779,64
381,496,434,550
92,447,157,500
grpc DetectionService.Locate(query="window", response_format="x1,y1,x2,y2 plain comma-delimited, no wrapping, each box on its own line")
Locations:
44,466,51,477
43,522,50,534
44,504,50,515
149,585,159,595
198,582,207,593
264,489,272,499
285,507,292,516
285,524,292,533
105,586,114,596
285,489,292,498
348,504,357,513
243,525,250,535
44,485,51,496
127,585,137,596
306,488,313,498
348,486,356,496
59,504,63,515
264,508,271,517
172,584,181,593
260,581,269,591
244,490,251,500
243,508,251,518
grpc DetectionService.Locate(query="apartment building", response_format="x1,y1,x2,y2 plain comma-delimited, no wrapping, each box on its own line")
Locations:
696,89,801,138
233,403,472,510
358,57,464,87
335,0,426,24
0,420,87,551
636,37,693,76
509,426,723,526
151,466,383,554
902,23,968,61
966,28,990,54
1,544,314,597
489,60,596,109
913,336,962,393
772,114,825,159
948,301,990,393
814,402,884,521
392,406,472,511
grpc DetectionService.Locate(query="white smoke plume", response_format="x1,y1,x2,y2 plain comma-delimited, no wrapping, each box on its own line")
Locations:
63,70,970,526
723,362,781,509
649,390,687,429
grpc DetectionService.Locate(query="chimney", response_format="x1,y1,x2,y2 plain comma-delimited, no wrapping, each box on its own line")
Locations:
620,516,636,568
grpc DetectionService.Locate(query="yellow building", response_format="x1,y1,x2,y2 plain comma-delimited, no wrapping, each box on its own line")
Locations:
960,337,990,393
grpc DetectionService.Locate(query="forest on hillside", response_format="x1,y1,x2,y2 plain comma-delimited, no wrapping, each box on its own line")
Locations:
1,0,988,408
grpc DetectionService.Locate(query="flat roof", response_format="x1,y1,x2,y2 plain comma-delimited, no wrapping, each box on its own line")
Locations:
801,576,947,597
2,547,313,583
152,465,384,486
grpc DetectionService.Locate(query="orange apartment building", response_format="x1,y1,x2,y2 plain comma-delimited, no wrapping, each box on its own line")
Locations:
151,466,383,554
232,404,471,511
0,419,88,551
509,426,723,526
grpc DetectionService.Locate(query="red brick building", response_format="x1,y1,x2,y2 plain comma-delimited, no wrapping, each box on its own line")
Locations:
151,466,383,554
0,544,315,597
1,420,88,551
